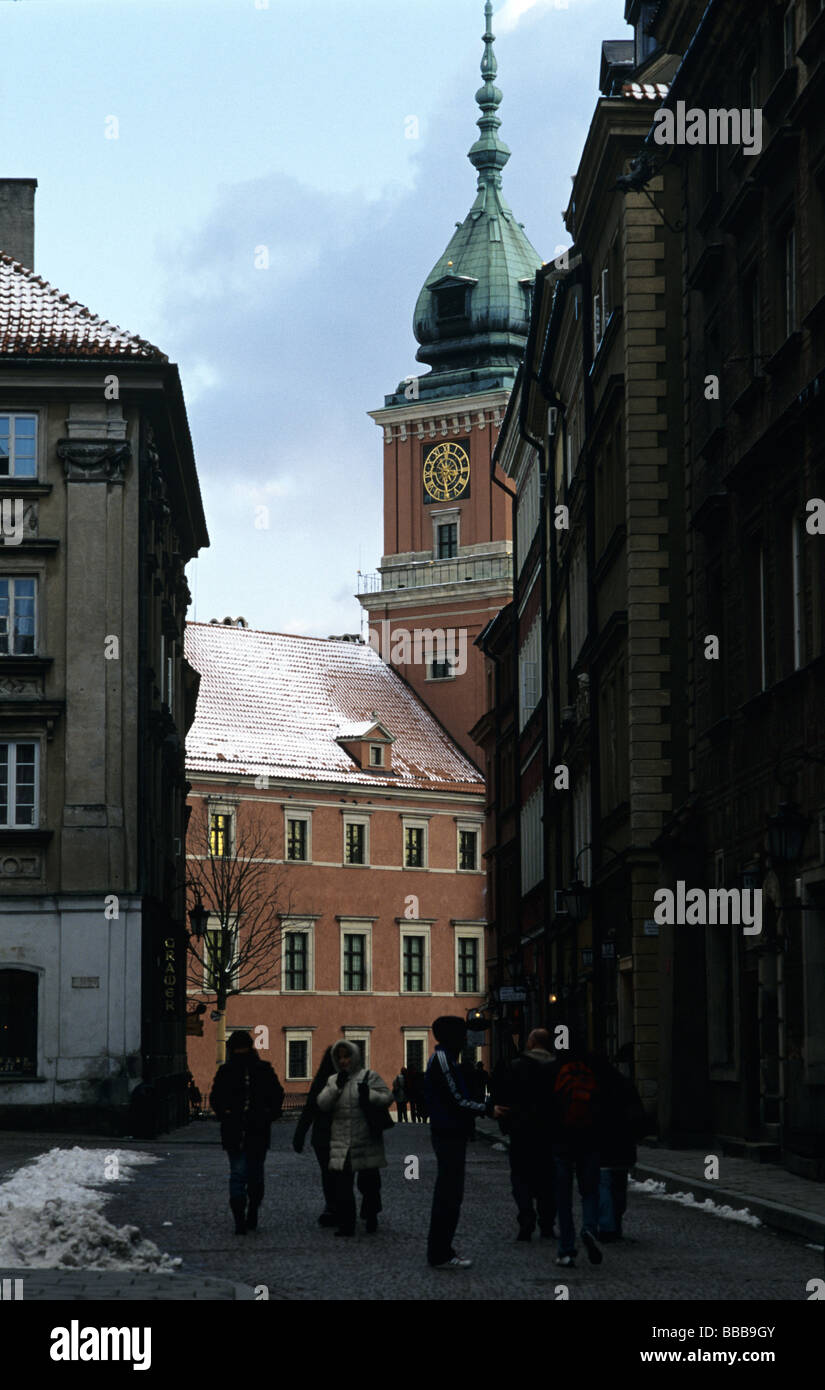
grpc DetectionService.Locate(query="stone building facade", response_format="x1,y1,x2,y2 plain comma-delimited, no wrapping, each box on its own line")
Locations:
0,182,208,1131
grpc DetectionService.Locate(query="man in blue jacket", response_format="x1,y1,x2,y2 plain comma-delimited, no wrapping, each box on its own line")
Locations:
424,1015,494,1269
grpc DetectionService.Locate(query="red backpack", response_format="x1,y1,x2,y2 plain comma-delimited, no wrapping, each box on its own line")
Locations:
554,1060,599,1129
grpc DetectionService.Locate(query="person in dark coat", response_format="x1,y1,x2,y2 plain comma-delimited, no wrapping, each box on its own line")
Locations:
490,1028,557,1241
210,1030,284,1235
594,1056,648,1240
423,1016,494,1269
293,1045,337,1225
406,1064,423,1122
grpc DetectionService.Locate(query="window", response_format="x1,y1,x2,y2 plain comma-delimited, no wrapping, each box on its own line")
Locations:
572,775,591,887
343,933,367,992
0,414,36,478
593,292,602,353
569,544,587,666
516,456,540,573
457,937,479,993
345,820,366,865
403,935,425,992
344,1033,369,1067
0,578,36,655
286,1035,310,1081
369,744,384,767
784,224,798,337
436,286,468,322
405,1036,426,1071
520,789,543,894
437,522,458,559
0,740,37,826
0,969,37,1076
745,272,761,370
518,618,541,731
209,812,231,858
429,659,453,680
459,827,479,871
404,824,426,868
601,266,610,323
283,930,309,991
203,920,239,992
287,817,308,861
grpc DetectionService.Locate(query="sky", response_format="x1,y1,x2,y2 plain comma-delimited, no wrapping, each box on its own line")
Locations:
1,0,630,637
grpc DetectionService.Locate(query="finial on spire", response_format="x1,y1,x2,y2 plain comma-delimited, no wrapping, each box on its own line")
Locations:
468,2,511,189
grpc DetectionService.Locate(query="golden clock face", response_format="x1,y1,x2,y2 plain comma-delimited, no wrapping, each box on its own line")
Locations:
423,441,471,502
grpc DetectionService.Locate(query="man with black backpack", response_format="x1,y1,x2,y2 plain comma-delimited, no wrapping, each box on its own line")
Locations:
551,1048,603,1267
490,1028,557,1241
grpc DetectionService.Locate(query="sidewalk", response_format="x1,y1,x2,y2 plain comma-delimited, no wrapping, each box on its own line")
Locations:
0,1269,257,1300
475,1119,825,1244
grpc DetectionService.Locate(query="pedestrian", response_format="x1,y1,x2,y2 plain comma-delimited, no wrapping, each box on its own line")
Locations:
490,1027,557,1241
423,1015,494,1270
550,1047,603,1267
187,1072,202,1120
316,1040,392,1236
210,1030,284,1235
392,1069,408,1123
406,1064,422,1122
475,1060,490,1099
594,1056,647,1242
293,1044,338,1226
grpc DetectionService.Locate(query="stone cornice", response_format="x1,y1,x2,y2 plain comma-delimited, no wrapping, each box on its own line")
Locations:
369,389,511,445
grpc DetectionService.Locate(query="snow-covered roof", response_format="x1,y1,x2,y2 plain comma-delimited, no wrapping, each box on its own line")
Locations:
185,622,483,790
0,252,166,360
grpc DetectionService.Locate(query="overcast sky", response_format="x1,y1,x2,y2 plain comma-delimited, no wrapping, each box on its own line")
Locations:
3,0,630,636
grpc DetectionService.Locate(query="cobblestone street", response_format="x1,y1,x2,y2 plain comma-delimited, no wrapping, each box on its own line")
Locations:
92,1121,819,1302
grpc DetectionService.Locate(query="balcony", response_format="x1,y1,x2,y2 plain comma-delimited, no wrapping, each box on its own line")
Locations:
357,552,513,596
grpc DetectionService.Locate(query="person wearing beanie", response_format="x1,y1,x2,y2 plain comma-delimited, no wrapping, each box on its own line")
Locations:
210,1031,284,1235
423,1015,494,1269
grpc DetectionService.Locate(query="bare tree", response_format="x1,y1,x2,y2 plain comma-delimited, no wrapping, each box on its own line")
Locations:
186,799,294,1067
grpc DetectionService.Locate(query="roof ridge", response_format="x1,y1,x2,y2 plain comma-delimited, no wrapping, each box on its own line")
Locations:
186,621,367,645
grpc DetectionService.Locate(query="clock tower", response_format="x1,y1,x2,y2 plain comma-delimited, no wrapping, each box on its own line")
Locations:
358,2,542,760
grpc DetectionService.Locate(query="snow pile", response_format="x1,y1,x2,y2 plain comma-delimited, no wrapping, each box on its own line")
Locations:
0,1146,182,1271
629,1176,762,1228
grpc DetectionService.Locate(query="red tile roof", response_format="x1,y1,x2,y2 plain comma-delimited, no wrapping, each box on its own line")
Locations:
185,623,483,791
0,252,166,360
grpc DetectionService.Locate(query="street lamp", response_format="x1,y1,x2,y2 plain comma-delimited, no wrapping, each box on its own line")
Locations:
766,803,810,866
188,896,208,940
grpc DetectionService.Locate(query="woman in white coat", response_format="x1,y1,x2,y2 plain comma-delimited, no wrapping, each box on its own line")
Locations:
316,1040,392,1235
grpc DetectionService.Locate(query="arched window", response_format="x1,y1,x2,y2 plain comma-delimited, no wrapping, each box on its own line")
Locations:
0,969,37,1076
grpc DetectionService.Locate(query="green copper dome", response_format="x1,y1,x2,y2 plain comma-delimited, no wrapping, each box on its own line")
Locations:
391,2,542,406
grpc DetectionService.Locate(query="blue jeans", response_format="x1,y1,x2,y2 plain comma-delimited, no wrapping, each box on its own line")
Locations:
554,1149,600,1257
228,1150,265,1201
599,1167,628,1234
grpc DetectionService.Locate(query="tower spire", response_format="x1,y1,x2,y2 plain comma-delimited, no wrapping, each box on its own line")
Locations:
468,1,511,189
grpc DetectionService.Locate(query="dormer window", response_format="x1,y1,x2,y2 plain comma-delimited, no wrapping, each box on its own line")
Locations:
369,744,384,767
436,285,468,322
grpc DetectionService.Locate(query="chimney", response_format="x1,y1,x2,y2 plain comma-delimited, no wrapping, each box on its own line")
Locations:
0,179,37,269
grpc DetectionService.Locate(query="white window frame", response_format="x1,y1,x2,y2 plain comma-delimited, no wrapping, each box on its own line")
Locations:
343,814,370,866
0,575,38,656
281,921,314,993
454,925,485,995
339,920,373,993
432,507,461,560
0,412,38,479
284,807,312,863
402,1029,430,1072
518,617,541,731
402,817,429,869
457,821,482,872
520,788,543,895
400,923,431,994
368,744,384,767
285,1029,312,1081
0,738,39,828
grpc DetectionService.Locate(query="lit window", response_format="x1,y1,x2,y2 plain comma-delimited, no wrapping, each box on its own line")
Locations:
209,812,231,858
0,741,37,827
405,825,425,867
0,415,36,479
0,578,36,655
